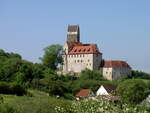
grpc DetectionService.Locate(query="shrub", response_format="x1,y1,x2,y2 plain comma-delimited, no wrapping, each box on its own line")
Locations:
117,79,148,104
0,104,19,113
63,93,75,100
10,83,27,96
0,82,27,96
55,99,150,113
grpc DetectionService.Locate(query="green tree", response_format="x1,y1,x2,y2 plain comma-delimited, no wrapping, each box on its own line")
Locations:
117,79,148,104
131,70,150,80
80,69,105,80
48,80,67,96
40,44,63,70
0,58,34,82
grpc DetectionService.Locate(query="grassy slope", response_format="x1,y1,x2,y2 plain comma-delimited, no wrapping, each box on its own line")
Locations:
1,90,71,113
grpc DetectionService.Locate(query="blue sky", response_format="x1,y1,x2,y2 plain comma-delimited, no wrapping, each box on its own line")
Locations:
0,0,150,73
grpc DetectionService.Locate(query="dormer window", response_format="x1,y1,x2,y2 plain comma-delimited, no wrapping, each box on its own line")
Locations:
83,49,86,52
87,48,90,51
78,49,81,52
74,49,77,52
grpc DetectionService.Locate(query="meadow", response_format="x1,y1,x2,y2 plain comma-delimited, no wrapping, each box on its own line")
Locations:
0,90,150,113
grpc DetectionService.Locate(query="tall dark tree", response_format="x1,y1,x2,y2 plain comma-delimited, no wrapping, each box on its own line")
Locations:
40,44,63,70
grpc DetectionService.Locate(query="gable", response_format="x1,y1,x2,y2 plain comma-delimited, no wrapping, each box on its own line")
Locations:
96,86,109,96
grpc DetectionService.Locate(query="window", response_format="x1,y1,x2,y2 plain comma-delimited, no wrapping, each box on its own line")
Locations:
74,49,77,52
83,49,86,52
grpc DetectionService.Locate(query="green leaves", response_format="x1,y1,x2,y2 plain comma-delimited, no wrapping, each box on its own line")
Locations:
40,44,63,70
80,69,105,81
117,79,148,104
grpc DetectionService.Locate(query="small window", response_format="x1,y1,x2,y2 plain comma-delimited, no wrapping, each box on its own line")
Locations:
83,49,86,52
88,49,90,51
74,49,77,52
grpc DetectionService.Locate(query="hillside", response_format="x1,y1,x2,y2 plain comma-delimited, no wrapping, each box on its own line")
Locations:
0,90,71,113
0,90,150,113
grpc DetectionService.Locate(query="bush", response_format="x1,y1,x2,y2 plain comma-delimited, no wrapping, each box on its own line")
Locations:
117,79,148,104
80,69,106,81
132,70,150,80
0,82,27,96
55,99,150,113
10,83,27,96
0,104,19,113
63,93,75,100
0,95,4,104
48,80,68,97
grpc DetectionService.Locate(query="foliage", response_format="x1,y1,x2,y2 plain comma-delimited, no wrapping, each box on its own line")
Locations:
48,80,68,97
80,69,106,81
0,104,19,113
117,79,148,104
131,70,150,80
1,90,72,113
55,99,150,113
0,90,149,113
0,82,27,96
0,58,34,82
40,44,63,70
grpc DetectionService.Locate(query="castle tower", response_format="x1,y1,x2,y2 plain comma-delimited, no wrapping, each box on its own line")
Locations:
67,25,80,42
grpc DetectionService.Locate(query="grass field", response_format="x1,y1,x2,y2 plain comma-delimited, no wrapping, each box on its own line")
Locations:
0,90,71,113
0,86,149,113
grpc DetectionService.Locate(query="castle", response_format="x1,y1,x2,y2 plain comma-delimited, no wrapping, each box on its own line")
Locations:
63,25,132,80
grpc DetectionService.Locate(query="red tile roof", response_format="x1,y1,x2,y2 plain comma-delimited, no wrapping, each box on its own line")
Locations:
68,44,102,54
68,25,79,32
103,60,131,68
76,89,92,97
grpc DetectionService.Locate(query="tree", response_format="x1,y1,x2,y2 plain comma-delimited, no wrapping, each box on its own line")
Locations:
80,69,105,81
117,79,148,104
131,70,150,80
48,80,67,96
0,58,34,82
40,44,63,70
